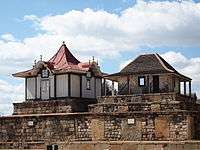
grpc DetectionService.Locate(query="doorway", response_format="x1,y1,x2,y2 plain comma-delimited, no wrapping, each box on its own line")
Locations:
41,79,50,99
153,75,159,93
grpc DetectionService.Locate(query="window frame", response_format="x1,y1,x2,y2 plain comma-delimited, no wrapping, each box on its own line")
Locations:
138,76,145,87
41,69,49,78
86,78,91,90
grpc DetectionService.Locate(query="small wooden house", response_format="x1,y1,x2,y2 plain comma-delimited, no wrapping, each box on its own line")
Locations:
13,42,103,100
106,53,192,96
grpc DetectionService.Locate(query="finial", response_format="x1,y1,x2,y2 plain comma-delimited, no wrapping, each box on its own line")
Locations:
97,59,98,65
92,56,94,62
89,60,90,65
40,55,42,61
63,41,65,45
34,60,37,66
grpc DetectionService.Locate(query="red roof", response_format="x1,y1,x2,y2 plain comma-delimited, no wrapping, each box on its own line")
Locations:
48,43,80,70
13,43,97,77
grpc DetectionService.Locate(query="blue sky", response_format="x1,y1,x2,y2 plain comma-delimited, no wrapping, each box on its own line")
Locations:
0,0,200,115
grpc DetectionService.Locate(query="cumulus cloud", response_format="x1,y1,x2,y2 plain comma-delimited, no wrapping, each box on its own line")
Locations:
1,33,16,42
119,59,133,70
1,0,200,114
161,51,200,84
0,79,24,115
0,0,200,76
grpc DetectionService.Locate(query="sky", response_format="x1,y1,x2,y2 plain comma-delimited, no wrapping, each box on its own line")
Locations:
0,0,200,115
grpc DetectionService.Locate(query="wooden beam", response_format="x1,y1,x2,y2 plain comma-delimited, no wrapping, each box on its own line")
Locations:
184,81,186,95
189,81,191,97
127,76,130,95
112,81,114,96
104,78,106,96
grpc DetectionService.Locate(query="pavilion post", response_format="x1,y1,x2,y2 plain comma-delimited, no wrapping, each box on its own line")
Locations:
184,81,187,95
178,80,181,94
112,81,114,96
104,78,106,96
127,76,130,95
189,81,191,97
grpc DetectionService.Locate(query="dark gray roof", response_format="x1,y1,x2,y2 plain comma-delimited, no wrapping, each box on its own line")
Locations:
107,53,191,80
121,54,175,74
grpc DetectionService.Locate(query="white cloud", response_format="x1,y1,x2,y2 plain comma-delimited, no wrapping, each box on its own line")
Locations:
0,0,200,76
0,79,24,115
1,0,200,114
119,59,133,70
1,33,16,42
161,51,200,84
161,51,200,97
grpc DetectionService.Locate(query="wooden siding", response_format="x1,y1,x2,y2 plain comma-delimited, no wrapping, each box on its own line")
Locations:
71,74,80,97
50,75,55,98
56,74,68,97
27,77,36,99
36,75,41,99
96,78,102,97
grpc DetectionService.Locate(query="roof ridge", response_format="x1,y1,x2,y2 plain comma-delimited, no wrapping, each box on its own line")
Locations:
154,53,174,73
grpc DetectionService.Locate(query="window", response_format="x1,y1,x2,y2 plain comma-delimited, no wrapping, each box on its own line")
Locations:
86,72,91,78
41,69,49,78
86,79,91,90
138,76,145,86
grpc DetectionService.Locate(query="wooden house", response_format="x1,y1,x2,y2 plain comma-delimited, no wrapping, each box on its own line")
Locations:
106,53,192,96
13,42,103,100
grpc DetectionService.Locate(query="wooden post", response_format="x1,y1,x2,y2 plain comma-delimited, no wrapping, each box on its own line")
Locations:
112,81,114,96
127,76,130,95
184,81,186,95
178,80,180,94
104,78,106,96
189,81,191,97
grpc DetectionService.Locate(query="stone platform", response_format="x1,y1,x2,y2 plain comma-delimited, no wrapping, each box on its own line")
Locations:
1,141,200,150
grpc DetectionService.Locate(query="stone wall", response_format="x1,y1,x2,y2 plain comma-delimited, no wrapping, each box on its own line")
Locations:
0,112,195,149
13,98,96,115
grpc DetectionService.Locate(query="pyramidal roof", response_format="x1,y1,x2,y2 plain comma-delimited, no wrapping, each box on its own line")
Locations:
108,53,191,80
120,53,176,74
48,42,80,70
13,42,96,77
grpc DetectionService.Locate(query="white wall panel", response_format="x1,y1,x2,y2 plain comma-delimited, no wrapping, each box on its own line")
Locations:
36,75,41,99
71,74,80,97
56,74,68,97
50,75,55,98
96,78,102,97
26,77,36,99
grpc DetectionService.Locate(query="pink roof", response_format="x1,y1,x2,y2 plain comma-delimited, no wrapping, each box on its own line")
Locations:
13,43,95,77
48,43,80,70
